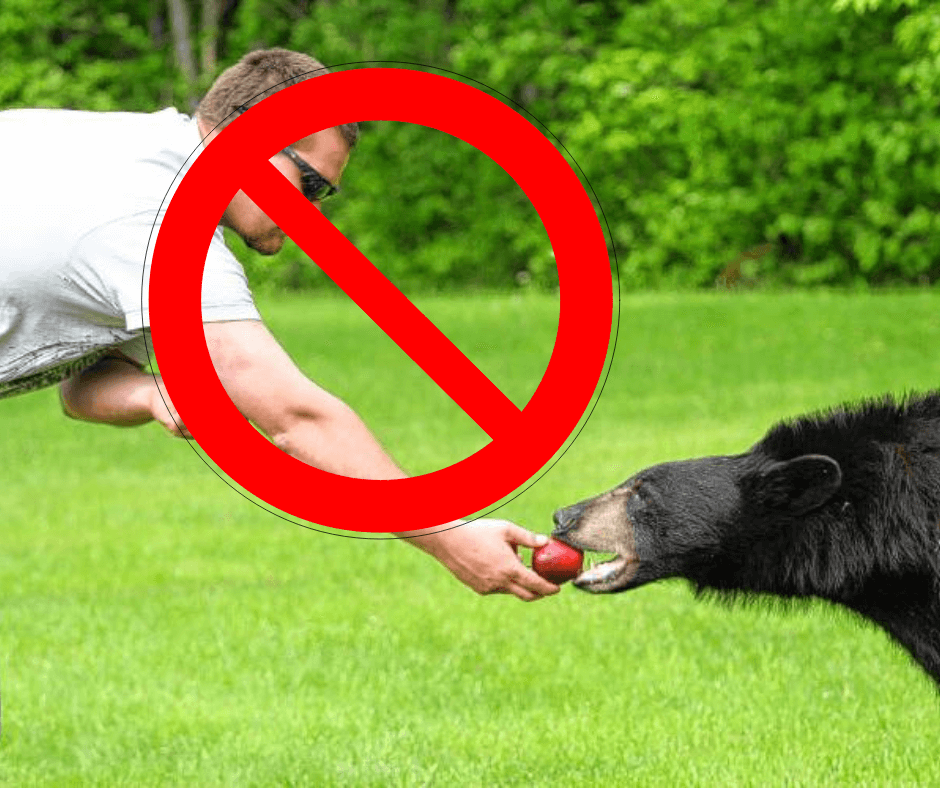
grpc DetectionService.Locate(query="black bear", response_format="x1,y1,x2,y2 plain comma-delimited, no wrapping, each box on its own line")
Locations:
553,390,940,689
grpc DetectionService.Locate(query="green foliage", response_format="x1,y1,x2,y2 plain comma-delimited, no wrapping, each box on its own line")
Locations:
3,0,939,289
0,0,174,111
445,0,940,289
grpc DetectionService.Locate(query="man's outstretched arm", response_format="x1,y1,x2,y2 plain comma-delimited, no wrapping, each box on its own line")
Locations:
203,320,559,601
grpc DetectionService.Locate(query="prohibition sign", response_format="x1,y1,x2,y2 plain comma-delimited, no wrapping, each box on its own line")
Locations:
150,67,612,533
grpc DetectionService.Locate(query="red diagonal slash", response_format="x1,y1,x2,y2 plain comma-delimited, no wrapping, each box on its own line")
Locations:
238,159,523,441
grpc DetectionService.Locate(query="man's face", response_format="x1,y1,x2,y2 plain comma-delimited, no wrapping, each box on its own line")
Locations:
201,118,351,256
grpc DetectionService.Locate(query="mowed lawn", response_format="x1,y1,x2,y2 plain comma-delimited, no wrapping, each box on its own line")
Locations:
0,289,938,786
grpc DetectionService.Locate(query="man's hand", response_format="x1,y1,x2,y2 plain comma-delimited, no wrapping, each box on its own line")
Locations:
401,519,561,602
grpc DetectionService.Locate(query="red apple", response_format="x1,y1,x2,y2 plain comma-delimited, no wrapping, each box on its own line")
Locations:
532,539,584,584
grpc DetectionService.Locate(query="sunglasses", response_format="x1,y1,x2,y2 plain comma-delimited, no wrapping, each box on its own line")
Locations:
234,105,340,202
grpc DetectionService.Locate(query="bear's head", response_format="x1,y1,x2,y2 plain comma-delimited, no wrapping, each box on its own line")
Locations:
552,453,843,593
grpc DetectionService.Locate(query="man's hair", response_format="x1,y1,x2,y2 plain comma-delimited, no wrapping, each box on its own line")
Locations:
196,48,359,149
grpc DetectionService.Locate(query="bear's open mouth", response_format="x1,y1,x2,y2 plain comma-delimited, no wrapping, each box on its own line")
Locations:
573,551,639,593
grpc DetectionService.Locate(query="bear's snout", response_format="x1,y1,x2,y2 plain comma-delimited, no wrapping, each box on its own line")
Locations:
552,502,587,536
550,485,645,593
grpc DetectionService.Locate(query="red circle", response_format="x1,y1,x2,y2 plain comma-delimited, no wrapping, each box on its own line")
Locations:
150,68,611,532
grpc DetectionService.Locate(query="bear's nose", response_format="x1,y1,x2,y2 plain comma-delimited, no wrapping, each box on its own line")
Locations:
552,504,585,535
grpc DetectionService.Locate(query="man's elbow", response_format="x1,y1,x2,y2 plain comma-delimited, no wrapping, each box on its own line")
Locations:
267,397,356,453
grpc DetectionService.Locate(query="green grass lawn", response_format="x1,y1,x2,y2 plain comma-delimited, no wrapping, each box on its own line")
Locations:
0,289,938,786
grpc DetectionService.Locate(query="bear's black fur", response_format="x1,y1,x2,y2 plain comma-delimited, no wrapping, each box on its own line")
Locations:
553,390,940,688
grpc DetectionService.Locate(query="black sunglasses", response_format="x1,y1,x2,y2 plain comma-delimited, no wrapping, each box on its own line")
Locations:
234,105,340,202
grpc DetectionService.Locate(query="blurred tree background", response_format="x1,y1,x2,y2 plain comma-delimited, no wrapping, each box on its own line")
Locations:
1,0,938,291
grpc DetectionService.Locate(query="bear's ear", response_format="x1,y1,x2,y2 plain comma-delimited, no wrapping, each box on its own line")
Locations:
757,454,842,515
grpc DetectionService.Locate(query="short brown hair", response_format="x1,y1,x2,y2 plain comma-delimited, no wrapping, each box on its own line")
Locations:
196,48,359,148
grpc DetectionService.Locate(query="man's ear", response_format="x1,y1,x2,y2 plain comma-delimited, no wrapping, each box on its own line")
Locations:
757,454,842,515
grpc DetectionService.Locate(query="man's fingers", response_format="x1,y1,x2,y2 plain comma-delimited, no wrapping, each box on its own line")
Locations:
493,521,561,596
159,415,190,438
503,523,552,550
504,581,539,602
508,562,561,598
175,420,192,439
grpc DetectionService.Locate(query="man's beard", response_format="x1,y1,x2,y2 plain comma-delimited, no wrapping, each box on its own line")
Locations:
244,233,282,256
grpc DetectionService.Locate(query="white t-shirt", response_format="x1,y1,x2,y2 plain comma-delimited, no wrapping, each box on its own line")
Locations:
0,107,262,398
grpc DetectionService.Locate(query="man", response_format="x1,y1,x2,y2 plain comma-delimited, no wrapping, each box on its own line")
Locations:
0,48,559,602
